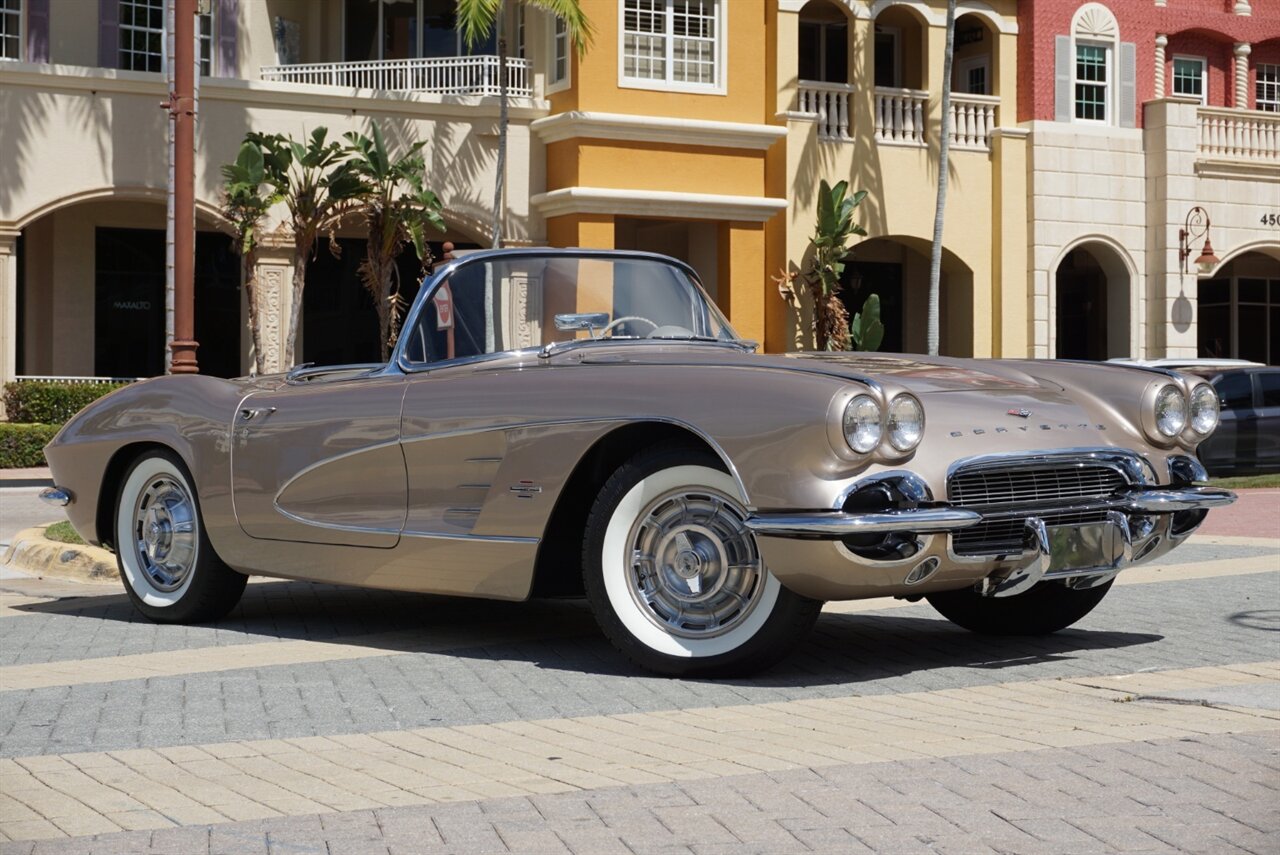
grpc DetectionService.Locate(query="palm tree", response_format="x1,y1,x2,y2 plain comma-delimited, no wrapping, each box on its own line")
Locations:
220,141,282,375
344,124,447,360
456,0,593,247
251,128,365,367
927,0,958,356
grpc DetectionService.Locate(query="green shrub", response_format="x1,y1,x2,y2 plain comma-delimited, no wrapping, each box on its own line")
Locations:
0,423,60,468
2,381,127,425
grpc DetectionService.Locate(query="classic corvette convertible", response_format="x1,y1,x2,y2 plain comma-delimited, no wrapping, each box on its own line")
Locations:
41,249,1235,675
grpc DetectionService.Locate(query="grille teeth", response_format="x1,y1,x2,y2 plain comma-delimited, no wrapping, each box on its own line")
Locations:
947,463,1128,557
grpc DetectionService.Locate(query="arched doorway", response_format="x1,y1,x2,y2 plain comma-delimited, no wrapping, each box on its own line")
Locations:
1198,248,1280,364
18,198,239,379
844,235,975,356
1054,241,1132,360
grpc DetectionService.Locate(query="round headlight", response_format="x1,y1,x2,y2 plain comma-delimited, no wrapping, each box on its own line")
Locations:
887,394,924,451
1190,384,1219,435
1154,385,1187,437
843,395,882,453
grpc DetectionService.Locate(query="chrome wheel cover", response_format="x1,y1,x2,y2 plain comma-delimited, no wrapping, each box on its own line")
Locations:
131,476,198,592
627,487,765,639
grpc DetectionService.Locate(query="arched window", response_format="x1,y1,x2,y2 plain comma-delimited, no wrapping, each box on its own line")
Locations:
1057,4,1135,127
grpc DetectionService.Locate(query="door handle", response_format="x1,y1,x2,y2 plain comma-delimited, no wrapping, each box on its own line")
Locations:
239,406,276,422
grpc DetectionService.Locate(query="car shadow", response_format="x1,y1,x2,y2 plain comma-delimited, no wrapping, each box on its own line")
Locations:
10,580,1165,687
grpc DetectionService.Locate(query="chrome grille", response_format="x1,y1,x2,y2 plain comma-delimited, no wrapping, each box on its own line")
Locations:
949,465,1128,509
948,461,1131,557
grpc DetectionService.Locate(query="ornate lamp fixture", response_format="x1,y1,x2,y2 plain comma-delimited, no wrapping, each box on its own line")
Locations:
1179,206,1221,276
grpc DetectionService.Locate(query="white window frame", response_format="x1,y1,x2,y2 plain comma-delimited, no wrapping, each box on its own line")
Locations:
0,0,23,62
1073,39,1112,124
118,0,214,75
873,24,902,89
1257,63,1279,112
1171,54,1207,105
547,14,569,93
618,0,726,96
957,54,990,95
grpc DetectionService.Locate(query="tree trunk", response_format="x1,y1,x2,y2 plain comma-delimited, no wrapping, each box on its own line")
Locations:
927,0,958,357
286,236,311,368
491,3,508,249
243,248,263,375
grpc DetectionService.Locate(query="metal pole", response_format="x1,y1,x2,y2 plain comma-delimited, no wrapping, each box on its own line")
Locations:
165,0,175,371
168,0,199,373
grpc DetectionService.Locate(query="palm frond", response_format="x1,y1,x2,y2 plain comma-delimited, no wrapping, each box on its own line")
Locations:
455,0,501,51
522,0,595,54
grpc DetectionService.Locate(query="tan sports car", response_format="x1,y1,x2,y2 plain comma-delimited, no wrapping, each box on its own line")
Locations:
41,249,1235,676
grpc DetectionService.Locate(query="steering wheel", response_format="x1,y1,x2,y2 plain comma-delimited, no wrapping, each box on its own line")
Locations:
599,316,659,338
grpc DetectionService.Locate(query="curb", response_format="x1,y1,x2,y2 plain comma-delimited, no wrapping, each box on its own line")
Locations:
1,525,118,584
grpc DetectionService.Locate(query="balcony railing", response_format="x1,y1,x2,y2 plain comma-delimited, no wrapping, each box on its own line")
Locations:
1197,106,1279,163
949,93,999,151
260,55,533,97
874,86,928,147
797,80,855,141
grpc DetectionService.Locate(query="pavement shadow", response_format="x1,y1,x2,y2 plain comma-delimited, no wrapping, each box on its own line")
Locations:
9,581,1163,686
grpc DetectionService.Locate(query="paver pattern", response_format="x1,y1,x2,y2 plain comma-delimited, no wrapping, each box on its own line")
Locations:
0,527,1277,854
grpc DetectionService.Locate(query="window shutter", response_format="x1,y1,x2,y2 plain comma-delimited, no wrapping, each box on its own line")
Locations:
98,0,119,68
217,0,238,77
1119,41,1136,127
1055,35,1071,122
25,0,50,62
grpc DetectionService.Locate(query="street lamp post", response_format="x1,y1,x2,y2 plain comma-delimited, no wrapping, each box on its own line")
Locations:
165,0,200,374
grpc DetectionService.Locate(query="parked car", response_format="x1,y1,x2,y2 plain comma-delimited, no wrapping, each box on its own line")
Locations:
1182,365,1280,476
41,250,1234,676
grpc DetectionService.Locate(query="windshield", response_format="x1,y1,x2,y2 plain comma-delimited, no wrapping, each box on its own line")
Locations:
400,253,738,365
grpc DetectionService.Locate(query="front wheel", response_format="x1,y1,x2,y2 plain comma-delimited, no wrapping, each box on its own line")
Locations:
926,579,1114,636
115,450,247,623
583,447,821,677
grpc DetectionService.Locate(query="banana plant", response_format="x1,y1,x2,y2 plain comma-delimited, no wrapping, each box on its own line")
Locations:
220,141,282,375
850,293,885,352
803,179,868,350
344,124,446,360
249,127,365,367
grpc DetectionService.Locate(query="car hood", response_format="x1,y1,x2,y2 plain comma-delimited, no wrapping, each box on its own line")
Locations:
570,346,1061,393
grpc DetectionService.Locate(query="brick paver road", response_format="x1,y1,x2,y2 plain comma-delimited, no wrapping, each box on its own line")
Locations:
0,526,1277,854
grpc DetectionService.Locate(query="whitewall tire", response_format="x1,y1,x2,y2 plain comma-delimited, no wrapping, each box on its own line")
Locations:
584,447,821,676
115,450,246,623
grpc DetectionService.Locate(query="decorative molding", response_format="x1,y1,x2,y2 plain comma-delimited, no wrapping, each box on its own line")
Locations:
531,112,786,151
1072,3,1119,40
256,266,285,374
531,187,787,223
1195,158,1280,183
1155,34,1168,99
989,127,1031,139
1233,1,1251,16
1233,43,1251,109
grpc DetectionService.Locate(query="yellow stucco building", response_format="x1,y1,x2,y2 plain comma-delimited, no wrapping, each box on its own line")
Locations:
0,0,1026,382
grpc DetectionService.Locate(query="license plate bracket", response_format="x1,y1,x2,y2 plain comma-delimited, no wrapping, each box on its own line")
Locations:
1046,521,1125,574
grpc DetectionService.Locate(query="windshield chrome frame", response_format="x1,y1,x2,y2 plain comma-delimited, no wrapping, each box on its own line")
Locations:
392,248,741,374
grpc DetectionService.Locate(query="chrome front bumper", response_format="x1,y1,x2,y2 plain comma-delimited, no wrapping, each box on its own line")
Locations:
744,485,1236,540
747,484,1236,599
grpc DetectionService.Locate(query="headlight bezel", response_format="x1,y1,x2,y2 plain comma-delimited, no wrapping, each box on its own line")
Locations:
886,394,925,452
1188,383,1219,436
1154,384,1187,438
842,394,883,454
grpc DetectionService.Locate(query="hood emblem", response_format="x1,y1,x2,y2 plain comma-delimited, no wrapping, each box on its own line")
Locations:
1007,408,1032,418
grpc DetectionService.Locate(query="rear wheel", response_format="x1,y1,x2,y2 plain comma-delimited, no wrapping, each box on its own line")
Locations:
583,447,821,676
926,579,1113,636
114,450,246,623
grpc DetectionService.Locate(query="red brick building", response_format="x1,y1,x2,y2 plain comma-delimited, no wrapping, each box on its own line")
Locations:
1017,0,1279,362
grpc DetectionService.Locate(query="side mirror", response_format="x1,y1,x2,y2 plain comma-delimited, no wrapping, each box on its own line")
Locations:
555,312,610,333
